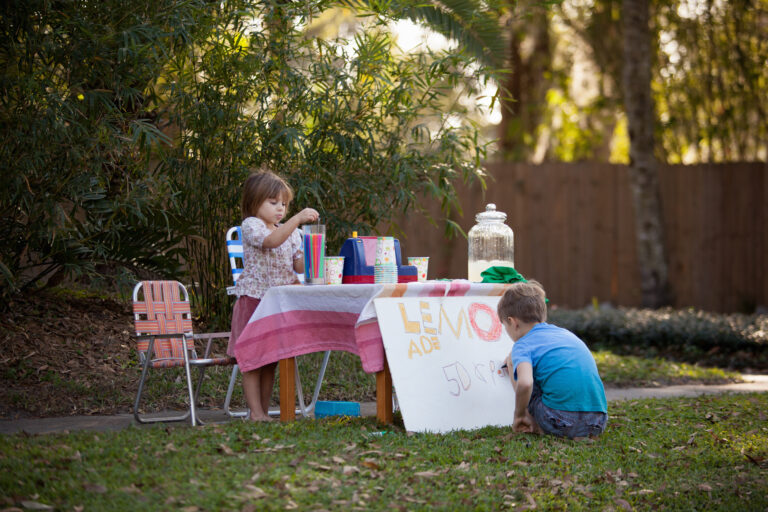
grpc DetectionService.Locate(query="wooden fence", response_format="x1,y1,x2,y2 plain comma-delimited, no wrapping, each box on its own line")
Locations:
393,162,768,313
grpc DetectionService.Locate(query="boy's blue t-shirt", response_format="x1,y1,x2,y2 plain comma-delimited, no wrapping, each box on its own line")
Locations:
512,323,607,413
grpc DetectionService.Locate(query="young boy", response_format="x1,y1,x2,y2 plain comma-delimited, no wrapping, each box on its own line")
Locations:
498,281,608,439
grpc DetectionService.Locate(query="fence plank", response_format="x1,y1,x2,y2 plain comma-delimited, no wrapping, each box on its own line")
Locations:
392,162,767,312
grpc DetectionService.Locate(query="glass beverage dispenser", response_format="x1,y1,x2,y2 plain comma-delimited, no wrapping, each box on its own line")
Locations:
467,203,514,282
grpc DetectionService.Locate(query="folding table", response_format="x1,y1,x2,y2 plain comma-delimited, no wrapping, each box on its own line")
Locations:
233,281,511,423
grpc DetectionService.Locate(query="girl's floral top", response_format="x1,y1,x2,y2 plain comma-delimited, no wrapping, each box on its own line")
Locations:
234,216,303,299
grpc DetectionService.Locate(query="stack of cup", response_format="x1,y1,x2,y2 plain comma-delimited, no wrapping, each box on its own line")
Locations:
374,236,397,284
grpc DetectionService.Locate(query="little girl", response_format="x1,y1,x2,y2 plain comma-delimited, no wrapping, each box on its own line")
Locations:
228,170,319,421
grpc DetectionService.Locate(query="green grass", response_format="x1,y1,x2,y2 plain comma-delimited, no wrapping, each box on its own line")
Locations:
134,349,742,415
1,393,767,511
593,350,742,387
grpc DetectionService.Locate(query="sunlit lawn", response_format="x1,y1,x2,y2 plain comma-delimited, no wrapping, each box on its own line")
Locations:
132,349,745,416
1,393,767,511
592,350,742,388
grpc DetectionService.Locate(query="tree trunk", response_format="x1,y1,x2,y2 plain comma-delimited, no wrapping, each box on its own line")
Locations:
622,0,672,307
498,2,550,161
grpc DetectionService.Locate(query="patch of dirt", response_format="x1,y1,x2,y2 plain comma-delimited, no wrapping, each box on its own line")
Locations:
0,289,233,420
0,291,139,419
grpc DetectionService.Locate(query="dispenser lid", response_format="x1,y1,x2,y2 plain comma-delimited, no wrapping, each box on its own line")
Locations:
475,203,507,223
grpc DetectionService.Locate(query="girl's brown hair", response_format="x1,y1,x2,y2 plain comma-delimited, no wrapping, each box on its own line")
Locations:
240,170,294,220
496,280,547,324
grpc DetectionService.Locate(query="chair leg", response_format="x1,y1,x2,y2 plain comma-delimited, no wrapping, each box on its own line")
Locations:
134,339,190,425
224,365,249,418
295,358,307,417
293,350,332,417
307,350,331,413
183,349,199,426
194,365,207,404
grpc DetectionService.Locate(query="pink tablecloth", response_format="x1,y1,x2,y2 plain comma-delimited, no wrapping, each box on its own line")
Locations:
233,281,510,373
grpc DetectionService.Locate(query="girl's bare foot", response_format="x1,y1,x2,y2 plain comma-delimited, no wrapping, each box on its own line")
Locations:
248,413,274,422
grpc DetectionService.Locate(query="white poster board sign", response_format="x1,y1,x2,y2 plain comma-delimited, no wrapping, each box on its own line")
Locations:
374,296,515,433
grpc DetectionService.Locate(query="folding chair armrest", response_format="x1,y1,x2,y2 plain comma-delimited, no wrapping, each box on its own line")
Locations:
190,332,231,358
135,333,191,341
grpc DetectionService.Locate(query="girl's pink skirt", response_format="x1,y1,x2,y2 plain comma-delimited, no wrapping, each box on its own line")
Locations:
227,295,261,358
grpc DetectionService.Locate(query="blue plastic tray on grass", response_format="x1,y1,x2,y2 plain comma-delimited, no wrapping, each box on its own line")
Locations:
314,401,361,418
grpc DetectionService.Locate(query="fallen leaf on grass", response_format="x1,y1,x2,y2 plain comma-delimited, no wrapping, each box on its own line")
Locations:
573,484,594,498
332,456,346,464
615,498,632,511
65,451,82,462
83,483,107,494
742,450,768,468
697,484,712,492
218,444,234,455
415,470,441,478
241,485,266,499
306,462,332,471
523,492,537,509
361,459,380,470
20,502,53,511
342,466,359,475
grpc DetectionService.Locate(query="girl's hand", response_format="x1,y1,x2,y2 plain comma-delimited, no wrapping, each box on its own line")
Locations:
296,208,319,224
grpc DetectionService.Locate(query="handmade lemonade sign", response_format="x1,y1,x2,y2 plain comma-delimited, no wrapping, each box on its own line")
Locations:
374,296,515,433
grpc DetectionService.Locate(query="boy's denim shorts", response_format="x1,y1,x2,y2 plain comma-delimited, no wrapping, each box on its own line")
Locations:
528,382,607,439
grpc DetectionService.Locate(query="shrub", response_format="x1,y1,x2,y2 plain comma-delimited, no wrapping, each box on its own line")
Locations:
549,307,768,370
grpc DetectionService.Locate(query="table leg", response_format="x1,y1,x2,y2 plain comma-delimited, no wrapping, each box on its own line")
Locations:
376,358,393,424
279,358,296,422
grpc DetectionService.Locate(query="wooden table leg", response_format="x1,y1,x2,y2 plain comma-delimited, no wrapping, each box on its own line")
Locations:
279,358,296,422
376,358,393,424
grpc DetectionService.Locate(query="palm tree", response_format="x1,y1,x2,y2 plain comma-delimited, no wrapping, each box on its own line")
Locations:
339,0,508,70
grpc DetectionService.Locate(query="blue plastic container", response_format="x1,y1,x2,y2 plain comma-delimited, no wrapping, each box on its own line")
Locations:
314,401,361,418
339,236,417,283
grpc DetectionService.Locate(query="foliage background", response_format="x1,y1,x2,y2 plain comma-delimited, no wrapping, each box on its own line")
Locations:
1,0,496,326
496,0,768,164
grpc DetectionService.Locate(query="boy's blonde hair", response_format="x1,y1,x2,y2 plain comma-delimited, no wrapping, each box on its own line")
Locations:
497,280,547,324
241,169,294,220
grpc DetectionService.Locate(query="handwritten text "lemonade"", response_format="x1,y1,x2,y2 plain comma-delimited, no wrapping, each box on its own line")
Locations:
397,301,503,359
